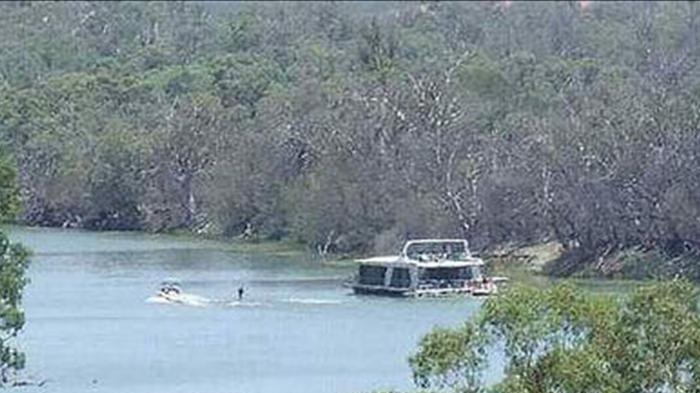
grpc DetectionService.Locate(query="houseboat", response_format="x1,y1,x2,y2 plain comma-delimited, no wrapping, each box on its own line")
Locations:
348,239,505,297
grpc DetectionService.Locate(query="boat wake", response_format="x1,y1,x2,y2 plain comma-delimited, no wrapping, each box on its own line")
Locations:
146,278,343,308
145,296,171,305
224,300,266,308
145,293,211,308
284,298,343,305
148,296,343,308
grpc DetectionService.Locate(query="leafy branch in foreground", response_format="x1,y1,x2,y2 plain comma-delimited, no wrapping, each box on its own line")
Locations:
0,150,31,385
410,281,700,393
0,232,30,385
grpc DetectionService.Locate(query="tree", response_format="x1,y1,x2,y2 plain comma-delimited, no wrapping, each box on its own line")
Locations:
410,281,700,393
0,152,30,386
85,128,147,230
150,92,226,229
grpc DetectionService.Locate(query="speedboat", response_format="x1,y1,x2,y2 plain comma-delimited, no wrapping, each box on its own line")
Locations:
147,280,210,307
347,239,508,297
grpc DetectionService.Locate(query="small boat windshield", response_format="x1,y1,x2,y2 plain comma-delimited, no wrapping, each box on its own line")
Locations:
159,281,181,295
405,241,468,261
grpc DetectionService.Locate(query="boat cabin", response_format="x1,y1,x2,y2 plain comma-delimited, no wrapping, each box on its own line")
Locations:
350,239,497,297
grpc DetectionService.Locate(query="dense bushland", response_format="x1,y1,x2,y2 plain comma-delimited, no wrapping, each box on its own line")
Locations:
1,1,699,276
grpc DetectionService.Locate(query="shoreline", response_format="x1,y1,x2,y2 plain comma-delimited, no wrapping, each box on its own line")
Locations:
2,224,308,257
6,224,698,282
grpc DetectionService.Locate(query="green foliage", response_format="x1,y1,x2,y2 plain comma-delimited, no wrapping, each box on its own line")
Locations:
410,281,700,393
0,149,29,384
0,233,29,386
207,54,285,113
410,324,486,392
358,18,399,83
0,232,29,385
219,6,262,53
456,52,509,100
86,128,147,230
0,153,19,221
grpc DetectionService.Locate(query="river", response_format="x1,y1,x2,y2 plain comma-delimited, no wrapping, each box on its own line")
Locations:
7,226,499,393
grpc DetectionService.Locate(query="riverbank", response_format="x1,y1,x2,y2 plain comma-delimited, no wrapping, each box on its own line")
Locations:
2,225,307,257
8,224,699,282
483,240,700,282
161,228,308,256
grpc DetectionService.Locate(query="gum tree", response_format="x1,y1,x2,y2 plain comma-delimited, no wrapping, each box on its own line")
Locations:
410,281,700,393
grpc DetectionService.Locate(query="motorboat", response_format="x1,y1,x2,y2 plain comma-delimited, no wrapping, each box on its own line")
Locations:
347,239,507,297
146,280,210,307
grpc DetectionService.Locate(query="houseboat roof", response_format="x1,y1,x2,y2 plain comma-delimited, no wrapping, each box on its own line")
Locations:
401,238,469,244
355,238,481,267
355,256,399,264
401,239,471,256
413,259,484,268
355,255,484,268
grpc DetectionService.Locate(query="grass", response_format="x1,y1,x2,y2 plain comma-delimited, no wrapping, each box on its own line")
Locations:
156,228,308,256
4,224,308,257
484,241,563,274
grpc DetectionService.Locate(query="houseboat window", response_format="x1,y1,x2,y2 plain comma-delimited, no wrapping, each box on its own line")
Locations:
462,267,474,280
390,268,411,288
358,265,387,286
470,266,483,280
420,267,474,280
